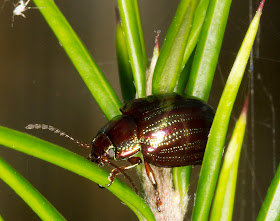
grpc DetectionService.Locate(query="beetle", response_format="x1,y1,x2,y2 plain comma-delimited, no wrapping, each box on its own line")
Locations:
26,93,215,211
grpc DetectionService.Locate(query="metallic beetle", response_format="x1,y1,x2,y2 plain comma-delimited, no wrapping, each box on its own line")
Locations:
26,93,215,210
89,93,215,208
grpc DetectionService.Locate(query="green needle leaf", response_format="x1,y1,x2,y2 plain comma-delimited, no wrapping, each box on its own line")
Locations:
172,166,192,202
117,0,147,98
210,97,248,221
176,0,210,96
192,2,263,220
181,0,210,69
116,15,136,102
186,0,232,102
257,163,280,221
132,0,148,71
0,126,155,221
0,156,66,221
152,0,198,94
175,50,195,94
32,0,122,120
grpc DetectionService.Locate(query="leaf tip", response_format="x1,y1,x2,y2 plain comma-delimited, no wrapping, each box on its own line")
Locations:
257,0,266,14
115,6,121,25
154,30,161,50
241,94,249,118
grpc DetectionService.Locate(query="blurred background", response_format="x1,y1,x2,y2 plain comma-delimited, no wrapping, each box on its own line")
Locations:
0,0,279,220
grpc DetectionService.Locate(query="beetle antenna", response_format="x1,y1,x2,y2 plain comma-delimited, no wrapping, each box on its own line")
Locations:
25,124,91,149
107,161,139,194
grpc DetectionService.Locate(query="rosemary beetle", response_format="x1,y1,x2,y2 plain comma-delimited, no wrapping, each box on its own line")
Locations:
26,93,215,211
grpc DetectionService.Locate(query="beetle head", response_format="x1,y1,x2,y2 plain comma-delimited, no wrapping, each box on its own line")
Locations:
89,132,115,166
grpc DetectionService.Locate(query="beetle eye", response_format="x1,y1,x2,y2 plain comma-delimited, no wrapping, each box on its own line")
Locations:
107,148,115,159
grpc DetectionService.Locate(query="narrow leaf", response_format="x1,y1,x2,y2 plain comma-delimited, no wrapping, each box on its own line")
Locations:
181,0,210,69
175,50,195,94
173,166,192,201
256,43,280,217
115,11,136,102
152,0,198,94
257,162,280,221
117,0,147,98
32,0,122,120
192,2,264,220
132,0,148,70
146,31,160,96
185,0,232,102
210,96,248,221
0,156,66,221
0,126,155,221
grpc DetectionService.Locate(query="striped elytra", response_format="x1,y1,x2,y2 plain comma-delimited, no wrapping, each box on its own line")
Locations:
90,93,215,168
89,93,215,204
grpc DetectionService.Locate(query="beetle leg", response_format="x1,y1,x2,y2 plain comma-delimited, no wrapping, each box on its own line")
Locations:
127,156,142,165
97,160,139,193
106,157,142,194
107,164,136,186
144,160,162,212
107,157,142,186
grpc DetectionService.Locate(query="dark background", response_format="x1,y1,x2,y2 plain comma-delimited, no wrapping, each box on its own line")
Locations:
0,0,279,220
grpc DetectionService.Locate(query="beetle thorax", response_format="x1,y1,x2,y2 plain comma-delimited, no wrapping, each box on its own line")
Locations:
105,115,141,160
90,115,141,165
